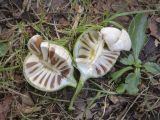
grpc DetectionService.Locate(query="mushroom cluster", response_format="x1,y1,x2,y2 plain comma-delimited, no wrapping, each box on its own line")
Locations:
23,35,77,92
69,27,131,110
23,27,131,110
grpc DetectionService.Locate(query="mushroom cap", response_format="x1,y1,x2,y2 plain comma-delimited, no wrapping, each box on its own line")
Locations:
100,27,131,52
73,29,120,79
23,35,77,92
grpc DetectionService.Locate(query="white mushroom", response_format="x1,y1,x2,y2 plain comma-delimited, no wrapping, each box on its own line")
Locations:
100,27,132,52
69,30,120,110
23,35,77,92
74,30,120,79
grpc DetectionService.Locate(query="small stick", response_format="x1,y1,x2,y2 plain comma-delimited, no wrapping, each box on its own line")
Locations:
72,5,84,30
121,87,149,120
53,21,60,39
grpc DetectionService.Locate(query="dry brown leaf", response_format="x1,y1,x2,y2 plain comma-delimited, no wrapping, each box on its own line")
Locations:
109,95,119,104
59,17,70,27
149,16,160,41
21,92,34,106
0,96,13,120
75,98,93,119
17,104,41,114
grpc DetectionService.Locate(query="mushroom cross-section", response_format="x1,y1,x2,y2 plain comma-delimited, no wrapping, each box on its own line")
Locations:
23,35,77,92
74,30,120,79
69,30,120,110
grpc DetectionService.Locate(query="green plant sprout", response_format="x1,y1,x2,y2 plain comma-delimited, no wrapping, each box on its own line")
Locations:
111,13,160,95
69,27,132,110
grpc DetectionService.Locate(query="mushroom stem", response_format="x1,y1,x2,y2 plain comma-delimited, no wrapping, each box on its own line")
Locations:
68,76,77,88
68,75,87,110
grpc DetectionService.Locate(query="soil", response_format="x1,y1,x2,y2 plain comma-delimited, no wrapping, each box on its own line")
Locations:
0,0,160,120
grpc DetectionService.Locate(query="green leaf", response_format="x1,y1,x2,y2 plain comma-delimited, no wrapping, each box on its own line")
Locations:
128,13,148,61
111,66,133,81
120,54,135,65
108,9,158,21
116,84,126,94
143,62,160,74
125,71,141,95
0,43,8,57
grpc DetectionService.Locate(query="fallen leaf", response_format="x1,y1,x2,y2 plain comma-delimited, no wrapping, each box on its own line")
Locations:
21,92,34,106
75,98,93,119
0,96,13,120
59,17,70,27
149,16,160,41
109,95,119,104
17,104,41,114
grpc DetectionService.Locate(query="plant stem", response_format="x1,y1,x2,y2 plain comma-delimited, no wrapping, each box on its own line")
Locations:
68,75,87,110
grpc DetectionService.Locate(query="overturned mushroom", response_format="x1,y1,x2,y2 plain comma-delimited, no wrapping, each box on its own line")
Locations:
69,30,120,110
100,27,131,52
23,35,77,92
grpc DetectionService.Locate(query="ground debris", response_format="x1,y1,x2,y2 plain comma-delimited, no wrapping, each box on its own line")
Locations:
0,0,160,119
0,95,13,120
19,92,37,113
149,16,160,42
74,98,93,120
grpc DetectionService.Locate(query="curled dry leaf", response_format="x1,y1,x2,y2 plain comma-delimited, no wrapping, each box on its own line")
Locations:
23,35,77,92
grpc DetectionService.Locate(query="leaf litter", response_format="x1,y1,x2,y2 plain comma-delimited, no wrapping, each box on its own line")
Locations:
0,95,13,120
0,0,160,119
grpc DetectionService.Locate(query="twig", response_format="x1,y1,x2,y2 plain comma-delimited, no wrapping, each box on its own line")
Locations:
53,21,60,39
0,18,14,22
121,87,149,120
72,5,84,30
101,96,108,118
46,0,53,12
3,87,28,98
3,52,18,66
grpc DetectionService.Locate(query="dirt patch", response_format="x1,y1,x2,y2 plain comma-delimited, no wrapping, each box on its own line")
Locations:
0,0,160,119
